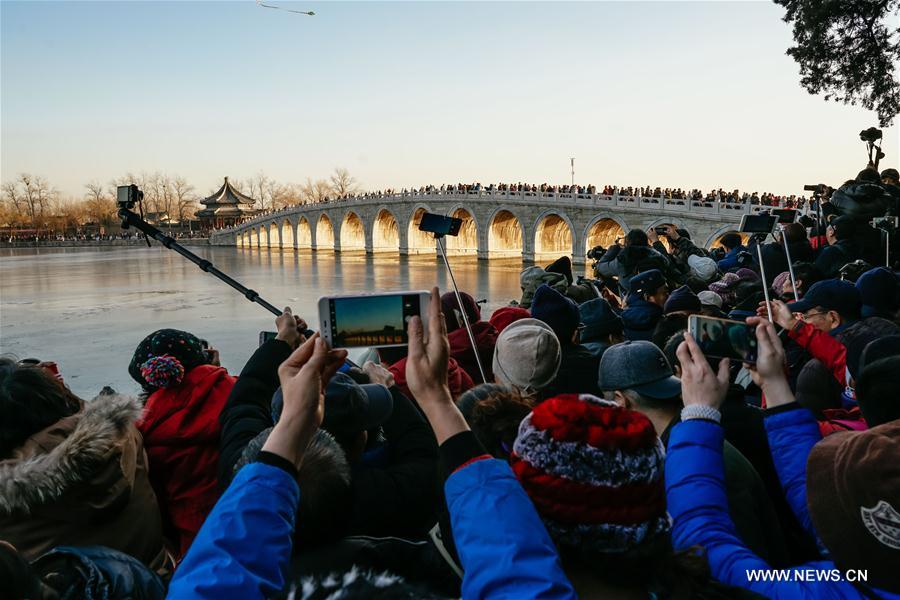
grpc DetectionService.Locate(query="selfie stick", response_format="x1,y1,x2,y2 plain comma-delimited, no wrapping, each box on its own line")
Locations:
435,236,488,384
756,243,773,322
779,226,800,302
119,208,282,317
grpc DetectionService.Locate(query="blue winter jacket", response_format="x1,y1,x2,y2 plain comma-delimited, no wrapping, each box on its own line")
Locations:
666,418,899,599
717,245,747,271
168,457,575,599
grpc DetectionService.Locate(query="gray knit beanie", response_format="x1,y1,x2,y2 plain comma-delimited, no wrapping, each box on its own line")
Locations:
492,318,561,393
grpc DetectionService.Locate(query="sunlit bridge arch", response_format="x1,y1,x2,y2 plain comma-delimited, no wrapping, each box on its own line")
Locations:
296,217,312,249
372,208,400,252
249,228,258,247
584,215,627,251
268,222,280,248
259,225,269,248
316,214,334,250
707,226,748,249
534,211,574,261
488,209,523,258
444,207,478,255
407,206,436,254
340,211,366,252
280,219,294,249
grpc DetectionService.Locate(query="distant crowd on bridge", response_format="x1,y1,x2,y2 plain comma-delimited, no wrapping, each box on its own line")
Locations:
236,181,809,225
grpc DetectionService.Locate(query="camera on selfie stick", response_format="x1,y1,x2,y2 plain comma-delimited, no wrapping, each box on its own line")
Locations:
418,212,488,384
116,184,286,318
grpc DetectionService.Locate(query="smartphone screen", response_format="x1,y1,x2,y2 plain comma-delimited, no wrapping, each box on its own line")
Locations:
740,214,779,234
419,213,463,236
323,293,426,348
689,315,758,364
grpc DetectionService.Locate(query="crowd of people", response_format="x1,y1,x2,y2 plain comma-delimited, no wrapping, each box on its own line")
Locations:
2,166,900,599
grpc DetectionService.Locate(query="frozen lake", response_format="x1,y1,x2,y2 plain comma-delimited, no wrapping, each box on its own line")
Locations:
1,246,529,398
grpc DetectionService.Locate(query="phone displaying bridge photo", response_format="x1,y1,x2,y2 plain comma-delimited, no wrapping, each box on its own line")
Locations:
329,293,421,347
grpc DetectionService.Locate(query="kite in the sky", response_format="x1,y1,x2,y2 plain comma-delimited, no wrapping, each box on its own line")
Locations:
256,0,314,16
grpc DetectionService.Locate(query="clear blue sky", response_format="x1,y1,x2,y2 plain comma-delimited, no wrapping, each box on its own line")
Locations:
333,294,404,333
2,1,897,198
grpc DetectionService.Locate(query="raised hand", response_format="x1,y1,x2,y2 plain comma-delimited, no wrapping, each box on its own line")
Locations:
263,334,347,467
676,332,730,410
405,287,450,404
757,299,797,330
275,307,305,349
405,287,469,444
745,316,793,407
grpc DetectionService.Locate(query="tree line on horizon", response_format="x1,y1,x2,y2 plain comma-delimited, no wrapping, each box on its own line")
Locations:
0,168,362,234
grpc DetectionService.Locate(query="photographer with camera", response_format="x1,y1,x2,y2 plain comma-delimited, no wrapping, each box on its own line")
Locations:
594,229,674,294
815,216,866,278
714,232,748,272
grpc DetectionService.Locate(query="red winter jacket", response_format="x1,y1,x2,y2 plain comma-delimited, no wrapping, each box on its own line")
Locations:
137,364,237,560
389,356,474,402
447,321,498,385
787,321,847,386
818,407,868,436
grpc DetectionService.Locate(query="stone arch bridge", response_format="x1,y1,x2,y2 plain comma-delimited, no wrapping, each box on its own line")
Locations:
211,190,771,265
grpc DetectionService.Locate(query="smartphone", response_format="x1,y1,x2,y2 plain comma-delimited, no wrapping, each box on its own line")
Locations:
318,291,431,348
259,331,277,346
739,214,779,235
771,209,797,224
654,226,669,235
419,213,463,237
688,315,758,364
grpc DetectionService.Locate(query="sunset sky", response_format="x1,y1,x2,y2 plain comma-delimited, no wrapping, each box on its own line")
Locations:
2,1,897,198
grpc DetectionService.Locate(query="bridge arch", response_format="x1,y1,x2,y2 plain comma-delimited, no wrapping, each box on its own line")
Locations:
584,214,627,251
236,232,245,248
316,214,335,250
407,205,436,254
534,210,575,260
268,222,280,248
340,210,366,252
372,208,400,253
280,219,294,249
296,217,312,249
259,225,270,248
706,225,746,249
445,206,478,255
488,208,524,258
249,228,258,247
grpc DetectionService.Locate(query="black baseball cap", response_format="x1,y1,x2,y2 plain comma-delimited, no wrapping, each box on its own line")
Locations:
787,279,862,317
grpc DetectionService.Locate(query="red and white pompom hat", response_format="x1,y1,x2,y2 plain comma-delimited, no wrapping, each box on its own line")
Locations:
511,394,670,553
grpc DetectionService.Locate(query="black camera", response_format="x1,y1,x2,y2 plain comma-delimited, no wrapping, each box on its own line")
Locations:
871,216,899,232
586,245,607,261
418,213,462,237
654,226,669,235
117,184,143,210
860,127,883,144
839,259,874,283
803,183,828,194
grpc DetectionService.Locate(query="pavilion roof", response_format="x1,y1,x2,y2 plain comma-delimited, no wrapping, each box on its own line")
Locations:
200,177,257,209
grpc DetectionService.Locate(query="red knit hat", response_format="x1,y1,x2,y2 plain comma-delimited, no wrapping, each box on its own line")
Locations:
489,306,531,334
512,394,669,554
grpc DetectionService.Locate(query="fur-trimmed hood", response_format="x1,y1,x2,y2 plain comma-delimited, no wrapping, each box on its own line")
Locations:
0,393,142,516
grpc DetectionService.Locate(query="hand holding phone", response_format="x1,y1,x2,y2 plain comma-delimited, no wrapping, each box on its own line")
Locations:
319,291,431,348
744,317,793,407
687,315,758,364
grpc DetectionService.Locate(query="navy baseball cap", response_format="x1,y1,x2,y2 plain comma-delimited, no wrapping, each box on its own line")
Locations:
630,269,667,296
271,372,393,435
598,340,681,400
787,279,862,317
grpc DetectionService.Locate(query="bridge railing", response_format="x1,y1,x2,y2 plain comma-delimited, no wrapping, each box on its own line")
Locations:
224,190,782,233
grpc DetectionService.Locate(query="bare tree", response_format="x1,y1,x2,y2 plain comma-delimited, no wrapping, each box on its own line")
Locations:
84,180,117,228
300,177,333,204
171,176,197,224
13,174,56,229
330,167,361,198
2,180,25,225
